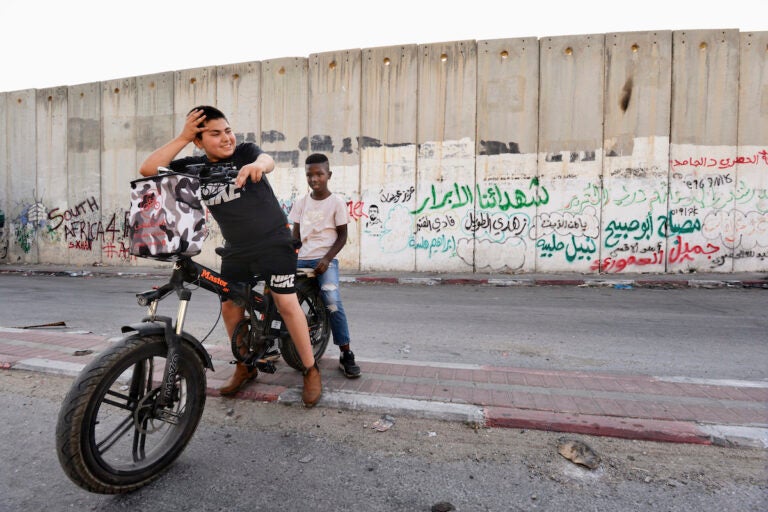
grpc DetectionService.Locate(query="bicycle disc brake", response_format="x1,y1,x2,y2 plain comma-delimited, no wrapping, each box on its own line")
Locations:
132,388,182,434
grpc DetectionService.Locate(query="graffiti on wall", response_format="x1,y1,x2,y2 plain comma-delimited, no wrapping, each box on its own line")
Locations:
6,191,136,261
6,147,766,272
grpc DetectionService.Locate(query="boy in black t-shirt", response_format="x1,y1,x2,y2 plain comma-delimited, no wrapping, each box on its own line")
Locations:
139,105,322,407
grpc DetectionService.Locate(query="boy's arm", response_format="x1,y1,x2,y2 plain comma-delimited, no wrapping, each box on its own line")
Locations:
315,225,347,274
292,222,301,241
236,152,275,188
139,109,205,176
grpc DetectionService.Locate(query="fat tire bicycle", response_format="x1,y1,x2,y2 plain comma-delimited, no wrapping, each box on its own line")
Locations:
55,165,330,494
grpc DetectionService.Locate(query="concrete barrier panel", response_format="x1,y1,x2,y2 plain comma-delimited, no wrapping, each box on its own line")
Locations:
66,83,102,265
733,31,768,271
0,92,7,262
416,40,477,272
261,57,309,210
101,78,136,266
134,72,174,269
670,30,740,273
35,87,69,264
217,62,260,146
136,72,175,164
7,90,38,263
537,34,605,273
360,44,418,272
174,67,216,160
600,31,672,274
309,50,362,270
476,37,539,274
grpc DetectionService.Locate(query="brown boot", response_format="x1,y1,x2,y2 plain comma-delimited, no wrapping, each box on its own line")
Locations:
219,363,258,396
302,363,322,407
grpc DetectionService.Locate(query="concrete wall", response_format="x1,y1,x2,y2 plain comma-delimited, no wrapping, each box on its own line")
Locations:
1,29,766,274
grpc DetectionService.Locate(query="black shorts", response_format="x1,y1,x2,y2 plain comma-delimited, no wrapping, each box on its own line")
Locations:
220,240,298,295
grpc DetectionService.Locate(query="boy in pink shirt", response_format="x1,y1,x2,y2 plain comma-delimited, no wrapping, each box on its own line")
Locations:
289,154,361,378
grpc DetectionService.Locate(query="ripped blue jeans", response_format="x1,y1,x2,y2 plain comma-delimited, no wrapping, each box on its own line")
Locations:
297,258,350,346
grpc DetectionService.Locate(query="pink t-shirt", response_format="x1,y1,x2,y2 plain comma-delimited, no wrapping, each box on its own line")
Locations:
288,193,349,259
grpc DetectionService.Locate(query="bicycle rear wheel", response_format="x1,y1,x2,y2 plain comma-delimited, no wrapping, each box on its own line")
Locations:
280,277,330,371
55,334,206,494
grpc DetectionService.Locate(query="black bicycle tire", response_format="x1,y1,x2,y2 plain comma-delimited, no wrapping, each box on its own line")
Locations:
280,278,331,371
55,334,206,494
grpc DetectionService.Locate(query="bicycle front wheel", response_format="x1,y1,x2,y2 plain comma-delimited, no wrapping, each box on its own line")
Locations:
55,334,207,494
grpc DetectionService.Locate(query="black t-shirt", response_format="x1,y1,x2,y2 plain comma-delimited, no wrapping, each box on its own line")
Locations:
169,143,290,253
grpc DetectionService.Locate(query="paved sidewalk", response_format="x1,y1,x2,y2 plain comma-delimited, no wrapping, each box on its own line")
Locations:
2,326,766,449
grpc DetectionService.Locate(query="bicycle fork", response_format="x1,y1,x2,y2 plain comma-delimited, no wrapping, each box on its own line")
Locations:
140,286,191,411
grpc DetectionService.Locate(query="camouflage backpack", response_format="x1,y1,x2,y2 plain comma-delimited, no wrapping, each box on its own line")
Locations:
128,173,207,260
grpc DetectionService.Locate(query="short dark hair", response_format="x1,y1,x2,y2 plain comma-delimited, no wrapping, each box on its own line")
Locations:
188,105,227,138
305,153,329,166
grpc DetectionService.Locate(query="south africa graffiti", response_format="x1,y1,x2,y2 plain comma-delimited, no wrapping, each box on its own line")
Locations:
6,192,135,262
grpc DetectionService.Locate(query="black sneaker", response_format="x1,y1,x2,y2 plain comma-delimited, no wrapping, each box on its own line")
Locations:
339,350,361,378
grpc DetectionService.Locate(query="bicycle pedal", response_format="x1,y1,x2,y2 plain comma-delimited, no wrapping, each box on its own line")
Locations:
254,360,277,374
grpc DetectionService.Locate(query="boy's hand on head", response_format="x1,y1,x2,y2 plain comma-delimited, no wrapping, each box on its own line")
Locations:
180,109,206,142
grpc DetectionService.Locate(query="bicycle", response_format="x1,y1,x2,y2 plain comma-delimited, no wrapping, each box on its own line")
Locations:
55,164,330,494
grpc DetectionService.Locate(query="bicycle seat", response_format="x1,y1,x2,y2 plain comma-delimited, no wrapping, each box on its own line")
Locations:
297,267,316,278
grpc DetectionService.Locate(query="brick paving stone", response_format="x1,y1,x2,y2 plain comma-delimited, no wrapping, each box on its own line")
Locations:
509,391,538,409
487,370,509,385
450,368,476,383
522,373,547,388
375,380,402,395
503,371,529,386
411,382,436,399
437,367,457,382
354,378,382,394
549,394,580,414
470,369,490,384
489,389,513,407
403,365,424,378
471,388,493,406
450,386,475,404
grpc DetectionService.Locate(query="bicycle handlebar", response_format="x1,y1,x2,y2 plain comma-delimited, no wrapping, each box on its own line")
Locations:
156,163,239,185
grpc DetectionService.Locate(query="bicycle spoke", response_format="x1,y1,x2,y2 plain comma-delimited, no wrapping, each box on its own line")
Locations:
96,414,135,455
133,415,149,462
101,389,138,411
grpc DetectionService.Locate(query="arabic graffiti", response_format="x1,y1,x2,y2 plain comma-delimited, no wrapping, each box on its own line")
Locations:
592,236,721,272
670,150,768,170
412,178,548,215
408,233,457,258
605,210,705,248
536,234,597,262
463,211,529,242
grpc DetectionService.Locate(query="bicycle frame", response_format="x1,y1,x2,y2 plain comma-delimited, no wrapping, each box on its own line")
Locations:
127,257,266,408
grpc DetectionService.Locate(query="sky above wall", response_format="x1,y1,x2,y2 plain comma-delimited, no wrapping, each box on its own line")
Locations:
0,0,765,93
